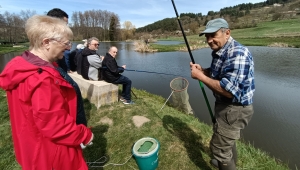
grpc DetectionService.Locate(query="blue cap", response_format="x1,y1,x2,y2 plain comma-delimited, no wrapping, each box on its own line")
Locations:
199,18,229,36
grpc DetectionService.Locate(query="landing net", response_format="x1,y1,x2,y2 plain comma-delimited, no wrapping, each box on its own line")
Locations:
158,77,193,115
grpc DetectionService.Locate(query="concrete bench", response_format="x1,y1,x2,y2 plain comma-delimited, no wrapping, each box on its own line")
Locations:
68,72,119,109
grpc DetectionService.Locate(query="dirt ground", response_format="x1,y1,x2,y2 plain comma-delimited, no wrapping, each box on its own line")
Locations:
99,115,150,128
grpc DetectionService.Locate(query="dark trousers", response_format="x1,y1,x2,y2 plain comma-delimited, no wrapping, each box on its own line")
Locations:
210,102,253,163
113,75,132,101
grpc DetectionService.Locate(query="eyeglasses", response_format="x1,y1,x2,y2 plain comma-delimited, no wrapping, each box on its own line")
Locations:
91,44,99,46
51,39,72,47
62,41,72,46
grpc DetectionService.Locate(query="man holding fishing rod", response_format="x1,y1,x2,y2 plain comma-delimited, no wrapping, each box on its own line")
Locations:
190,18,255,170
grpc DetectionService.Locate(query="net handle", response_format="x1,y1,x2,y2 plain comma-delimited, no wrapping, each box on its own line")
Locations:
157,91,174,113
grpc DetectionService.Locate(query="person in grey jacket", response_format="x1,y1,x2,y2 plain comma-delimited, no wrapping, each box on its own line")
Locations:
81,37,104,81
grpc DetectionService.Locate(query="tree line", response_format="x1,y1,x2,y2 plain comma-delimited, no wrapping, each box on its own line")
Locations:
70,9,122,41
0,9,136,44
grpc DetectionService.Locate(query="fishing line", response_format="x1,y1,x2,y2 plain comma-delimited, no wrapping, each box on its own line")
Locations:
87,154,135,169
101,66,186,77
125,69,184,77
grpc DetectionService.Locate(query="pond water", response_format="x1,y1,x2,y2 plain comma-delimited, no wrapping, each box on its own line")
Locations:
1,41,300,169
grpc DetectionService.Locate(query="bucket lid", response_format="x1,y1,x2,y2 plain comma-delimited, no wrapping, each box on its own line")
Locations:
132,137,160,157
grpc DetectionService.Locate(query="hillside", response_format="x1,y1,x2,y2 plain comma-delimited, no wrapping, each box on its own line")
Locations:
135,0,300,39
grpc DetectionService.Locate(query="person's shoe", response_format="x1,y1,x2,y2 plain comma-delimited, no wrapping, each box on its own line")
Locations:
210,159,219,168
218,159,236,170
119,97,125,102
123,100,134,105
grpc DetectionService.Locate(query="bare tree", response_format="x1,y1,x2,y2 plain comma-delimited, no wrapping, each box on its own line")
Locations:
3,12,14,43
20,10,36,22
0,8,121,43
0,14,6,43
122,21,136,40
112,14,121,41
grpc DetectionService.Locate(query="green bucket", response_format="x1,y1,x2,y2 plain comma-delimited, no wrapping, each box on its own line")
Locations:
132,137,160,170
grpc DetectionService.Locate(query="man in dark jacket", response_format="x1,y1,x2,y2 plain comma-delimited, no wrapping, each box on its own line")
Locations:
102,46,134,105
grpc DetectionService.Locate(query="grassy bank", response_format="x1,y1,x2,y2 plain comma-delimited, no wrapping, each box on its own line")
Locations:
149,40,208,52
0,46,28,55
0,88,289,169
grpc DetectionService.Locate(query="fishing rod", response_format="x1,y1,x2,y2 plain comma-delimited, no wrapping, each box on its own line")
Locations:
102,66,185,77
125,69,183,77
170,0,215,124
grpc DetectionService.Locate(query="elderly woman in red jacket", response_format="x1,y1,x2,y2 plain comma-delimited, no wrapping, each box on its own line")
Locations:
0,15,93,170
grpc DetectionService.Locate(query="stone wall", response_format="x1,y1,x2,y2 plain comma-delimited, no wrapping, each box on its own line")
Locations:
68,72,118,108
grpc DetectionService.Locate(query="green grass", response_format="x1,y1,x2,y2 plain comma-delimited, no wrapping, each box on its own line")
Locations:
231,19,300,38
0,47,28,55
0,90,20,169
149,43,185,52
158,18,300,49
0,88,290,169
235,36,300,48
0,42,29,55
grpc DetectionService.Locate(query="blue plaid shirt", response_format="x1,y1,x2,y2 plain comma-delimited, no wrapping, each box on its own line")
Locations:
210,37,255,105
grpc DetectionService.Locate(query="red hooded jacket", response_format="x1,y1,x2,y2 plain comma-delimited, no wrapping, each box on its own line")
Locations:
0,51,92,170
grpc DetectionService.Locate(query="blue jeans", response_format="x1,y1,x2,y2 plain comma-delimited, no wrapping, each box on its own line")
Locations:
113,75,132,101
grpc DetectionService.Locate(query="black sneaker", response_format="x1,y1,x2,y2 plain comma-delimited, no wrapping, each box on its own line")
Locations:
123,100,135,105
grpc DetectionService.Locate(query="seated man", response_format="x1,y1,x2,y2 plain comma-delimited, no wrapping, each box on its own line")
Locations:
81,37,104,80
102,46,134,105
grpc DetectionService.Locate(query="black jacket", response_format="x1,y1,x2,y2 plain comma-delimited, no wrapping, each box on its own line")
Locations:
102,53,124,83
69,49,78,72
75,50,83,75
56,57,68,72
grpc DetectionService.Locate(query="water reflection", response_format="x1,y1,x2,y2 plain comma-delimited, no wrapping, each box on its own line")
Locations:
0,52,22,71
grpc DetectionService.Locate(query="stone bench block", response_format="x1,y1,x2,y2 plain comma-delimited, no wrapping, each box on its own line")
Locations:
68,72,118,108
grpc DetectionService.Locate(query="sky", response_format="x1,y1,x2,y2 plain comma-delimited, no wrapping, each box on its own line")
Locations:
1,0,265,28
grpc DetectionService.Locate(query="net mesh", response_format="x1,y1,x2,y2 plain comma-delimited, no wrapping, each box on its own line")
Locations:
169,77,194,115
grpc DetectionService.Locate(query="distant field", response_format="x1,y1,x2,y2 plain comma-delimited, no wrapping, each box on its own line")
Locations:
231,19,300,38
160,18,300,48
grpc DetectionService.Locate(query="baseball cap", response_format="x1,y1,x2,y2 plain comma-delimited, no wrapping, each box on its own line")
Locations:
199,18,229,36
